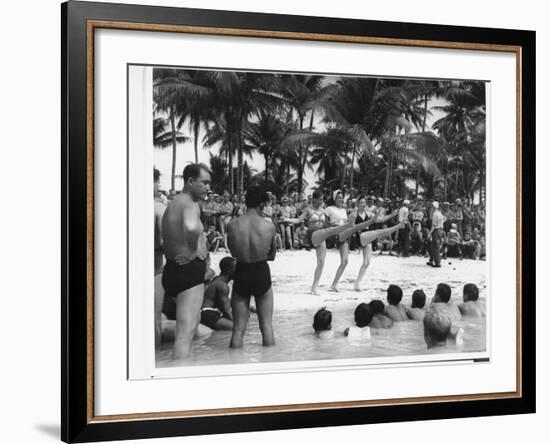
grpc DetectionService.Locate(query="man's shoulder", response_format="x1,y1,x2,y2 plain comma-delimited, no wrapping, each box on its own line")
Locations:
260,217,276,233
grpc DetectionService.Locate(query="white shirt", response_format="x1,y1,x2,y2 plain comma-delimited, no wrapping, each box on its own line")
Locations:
431,209,446,229
325,206,348,226
398,206,409,224
345,326,371,340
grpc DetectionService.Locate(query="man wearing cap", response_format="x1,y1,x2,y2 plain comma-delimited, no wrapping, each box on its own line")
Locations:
398,199,411,257
428,201,446,267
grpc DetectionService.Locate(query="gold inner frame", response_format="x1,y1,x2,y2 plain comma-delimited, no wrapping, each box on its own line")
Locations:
85,19,523,423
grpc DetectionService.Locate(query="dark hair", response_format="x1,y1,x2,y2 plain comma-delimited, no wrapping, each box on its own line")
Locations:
369,299,385,315
219,256,236,276
183,163,210,183
463,283,479,301
313,307,332,332
387,285,403,305
326,190,342,207
245,184,269,208
312,190,324,201
436,283,452,303
354,303,373,328
153,167,160,183
411,289,426,308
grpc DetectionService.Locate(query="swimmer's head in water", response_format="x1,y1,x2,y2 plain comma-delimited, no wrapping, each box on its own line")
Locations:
423,306,452,347
369,300,385,316
435,283,452,303
387,285,403,305
354,303,373,328
313,307,332,332
219,256,236,278
182,163,211,201
411,289,426,308
245,184,269,209
463,283,479,302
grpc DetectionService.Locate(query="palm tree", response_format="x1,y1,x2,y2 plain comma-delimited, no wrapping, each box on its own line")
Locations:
153,69,191,191
243,108,286,182
432,81,486,200
278,74,325,193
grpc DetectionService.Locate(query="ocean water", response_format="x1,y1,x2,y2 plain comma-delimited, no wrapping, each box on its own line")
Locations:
156,299,486,368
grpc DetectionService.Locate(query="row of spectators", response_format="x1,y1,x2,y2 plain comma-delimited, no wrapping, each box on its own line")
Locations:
155,187,486,259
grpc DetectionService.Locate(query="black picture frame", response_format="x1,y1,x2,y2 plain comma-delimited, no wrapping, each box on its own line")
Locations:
62,1,536,442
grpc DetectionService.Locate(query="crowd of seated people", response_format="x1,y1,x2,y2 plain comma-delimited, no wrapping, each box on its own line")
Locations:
156,181,486,260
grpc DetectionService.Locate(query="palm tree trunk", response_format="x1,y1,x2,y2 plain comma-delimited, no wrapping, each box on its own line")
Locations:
340,143,349,191
265,152,269,182
228,132,234,195
350,144,356,191
225,110,235,194
299,110,315,192
415,94,429,196
237,116,244,194
454,163,459,198
297,115,304,194
170,107,177,192
383,151,392,198
193,119,200,163
286,160,290,195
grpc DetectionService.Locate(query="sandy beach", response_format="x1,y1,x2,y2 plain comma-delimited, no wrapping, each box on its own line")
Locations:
208,248,488,309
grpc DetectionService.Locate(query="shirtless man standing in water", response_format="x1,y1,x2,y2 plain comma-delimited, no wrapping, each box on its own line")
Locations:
160,164,210,359
226,185,277,348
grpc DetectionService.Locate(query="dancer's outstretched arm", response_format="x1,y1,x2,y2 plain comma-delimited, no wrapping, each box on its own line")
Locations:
359,222,404,247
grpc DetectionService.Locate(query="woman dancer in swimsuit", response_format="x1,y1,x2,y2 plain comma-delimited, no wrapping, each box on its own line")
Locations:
352,197,399,291
325,190,356,292
283,190,353,295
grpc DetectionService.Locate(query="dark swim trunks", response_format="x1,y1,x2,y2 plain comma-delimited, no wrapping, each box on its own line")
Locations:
200,308,222,329
233,261,272,298
161,258,206,320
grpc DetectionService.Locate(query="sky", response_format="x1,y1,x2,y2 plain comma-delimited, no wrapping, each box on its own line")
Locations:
152,75,450,193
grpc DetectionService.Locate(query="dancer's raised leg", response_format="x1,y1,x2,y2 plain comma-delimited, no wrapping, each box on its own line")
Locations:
310,221,353,247
360,222,403,247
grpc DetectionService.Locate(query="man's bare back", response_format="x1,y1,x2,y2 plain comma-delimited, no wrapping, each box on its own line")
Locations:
226,212,276,263
227,187,276,348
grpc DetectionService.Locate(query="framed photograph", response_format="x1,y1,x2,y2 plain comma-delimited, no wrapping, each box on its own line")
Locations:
62,1,535,442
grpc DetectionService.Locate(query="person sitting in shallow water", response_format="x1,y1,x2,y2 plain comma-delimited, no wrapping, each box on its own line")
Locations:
459,283,486,317
368,300,393,329
344,303,372,339
313,307,334,339
407,289,427,321
200,256,236,331
423,305,464,349
384,285,408,322
430,283,462,322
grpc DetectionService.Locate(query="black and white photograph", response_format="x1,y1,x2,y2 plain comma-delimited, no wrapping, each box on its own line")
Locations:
144,66,489,370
